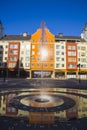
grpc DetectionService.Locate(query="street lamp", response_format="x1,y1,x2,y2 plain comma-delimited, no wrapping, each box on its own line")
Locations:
77,64,81,83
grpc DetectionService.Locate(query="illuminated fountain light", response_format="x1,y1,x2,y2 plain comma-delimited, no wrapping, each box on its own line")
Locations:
41,47,48,61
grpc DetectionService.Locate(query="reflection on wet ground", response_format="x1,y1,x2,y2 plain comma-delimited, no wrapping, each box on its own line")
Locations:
0,88,87,130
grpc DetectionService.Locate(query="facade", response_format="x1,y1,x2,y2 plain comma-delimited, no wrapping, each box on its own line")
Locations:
0,21,87,79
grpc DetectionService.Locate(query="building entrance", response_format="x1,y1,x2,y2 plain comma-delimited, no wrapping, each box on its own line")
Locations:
32,71,52,78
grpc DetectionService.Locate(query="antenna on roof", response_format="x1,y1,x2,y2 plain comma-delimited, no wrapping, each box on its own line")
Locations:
41,21,46,44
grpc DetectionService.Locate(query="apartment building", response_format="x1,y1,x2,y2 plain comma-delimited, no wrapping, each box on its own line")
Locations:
0,21,87,79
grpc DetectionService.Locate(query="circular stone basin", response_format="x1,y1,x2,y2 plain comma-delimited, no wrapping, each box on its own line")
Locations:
35,98,49,103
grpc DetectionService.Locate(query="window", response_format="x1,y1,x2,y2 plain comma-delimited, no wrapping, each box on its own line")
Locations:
6,45,8,48
13,50,18,54
62,58,64,61
26,45,30,49
61,52,64,55
25,63,29,67
68,46,76,50
0,46,3,48
61,46,64,49
37,57,40,61
81,64,86,68
21,57,23,61
8,63,16,67
56,45,60,49
50,57,53,60
81,58,86,62
10,57,17,61
21,45,24,49
0,51,3,54
26,50,30,55
68,58,76,62
0,57,2,61
78,58,80,61
25,57,29,61
32,51,35,55
68,51,76,56
37,64,40,67
78,46,80,50
56,64,60,68
10,44,18,49
38,51,40,55
5,51,7,54
32,45,35,49
20,63,23,67
38,45,41,48
81,46,86,50
50,51,53,55
32,57,35,61
68,64,76,68
56,57,61,61
50,64,53,67
10,50,18,54
5,57,7,60
81,52,86,56
50,45,53,48
44,64,47,67
21,51,24,54
56,51,60,55
62,64,64,67
32,64,34,67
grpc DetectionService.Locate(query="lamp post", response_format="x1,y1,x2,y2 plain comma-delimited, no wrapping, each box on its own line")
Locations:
77,64,81,83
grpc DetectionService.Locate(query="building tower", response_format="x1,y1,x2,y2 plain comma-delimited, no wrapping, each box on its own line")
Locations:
0,20,4,39
81,22,87,41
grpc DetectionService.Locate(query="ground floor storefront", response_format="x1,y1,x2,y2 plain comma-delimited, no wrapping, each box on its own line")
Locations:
0,69,87,79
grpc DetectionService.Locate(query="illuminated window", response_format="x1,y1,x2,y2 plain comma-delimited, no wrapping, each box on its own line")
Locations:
25,63,29,67
26,45,30,49
32,45,35,49
32,51,35,55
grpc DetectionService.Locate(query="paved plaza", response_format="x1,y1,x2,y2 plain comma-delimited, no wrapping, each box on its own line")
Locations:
0,78,87,130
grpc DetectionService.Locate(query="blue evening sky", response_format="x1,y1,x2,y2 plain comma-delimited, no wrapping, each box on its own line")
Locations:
0,0,87,36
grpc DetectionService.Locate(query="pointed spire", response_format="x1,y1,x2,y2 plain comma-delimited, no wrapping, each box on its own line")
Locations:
40,21,46,45
81,22,87,41
0,20,4,39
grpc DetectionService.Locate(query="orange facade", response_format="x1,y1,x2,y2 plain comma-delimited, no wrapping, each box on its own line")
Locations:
31,28,55,71
7,42,20,70
66,42,78,70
